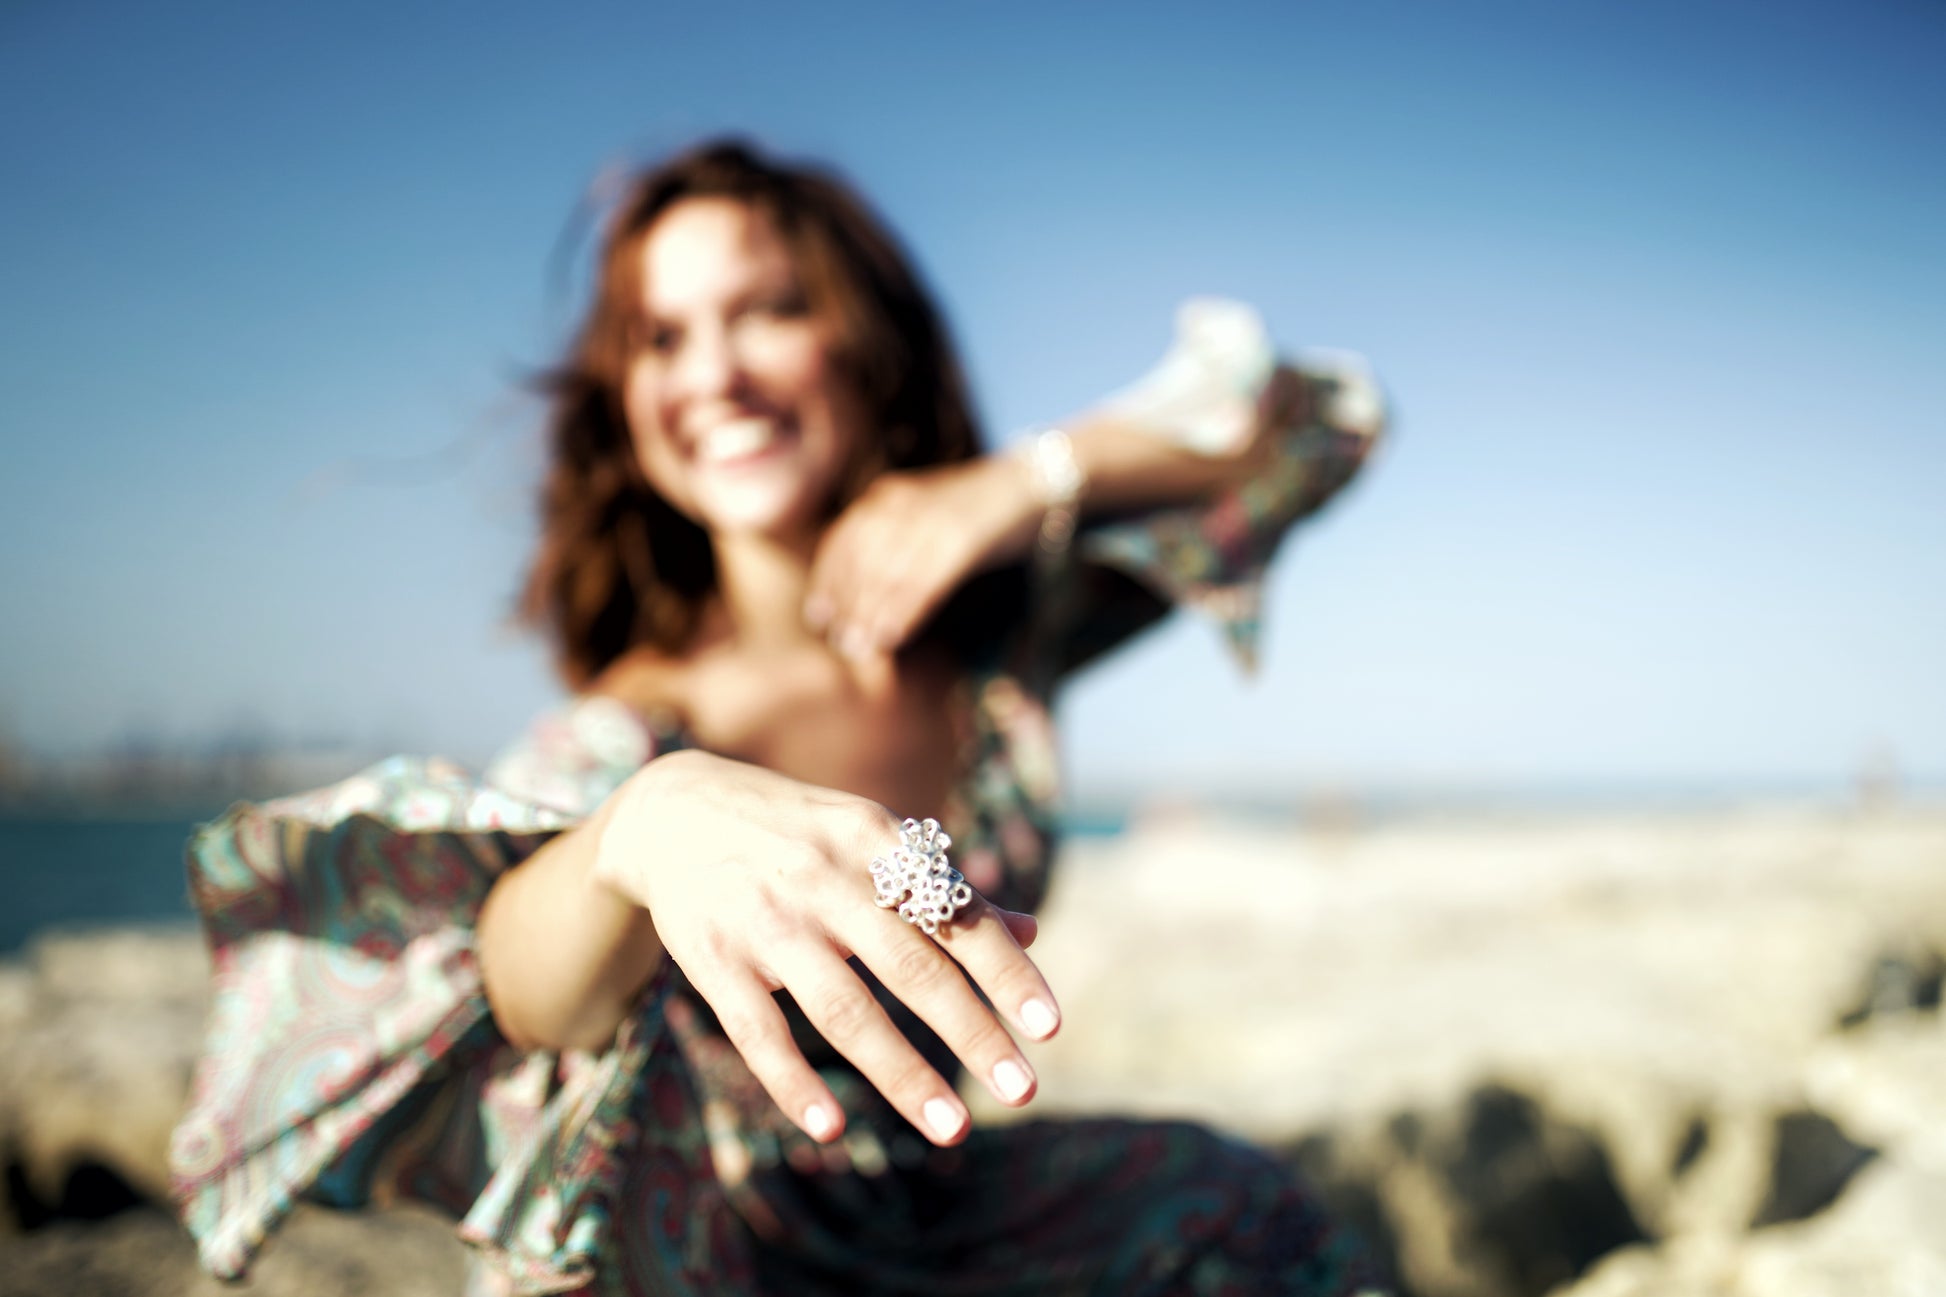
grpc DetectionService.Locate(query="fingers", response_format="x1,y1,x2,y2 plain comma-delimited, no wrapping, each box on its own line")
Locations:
806,517,890,658
810,515,908,657
803,515,856,639
844,901,1051,1113
700,967,848,1143
769,943,974,1146
927,897,1061,1042
807,484,963,658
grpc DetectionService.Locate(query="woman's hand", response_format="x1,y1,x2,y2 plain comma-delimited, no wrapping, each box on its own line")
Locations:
596,748,1060,1146
804,457,1039,659
801,364,1313,660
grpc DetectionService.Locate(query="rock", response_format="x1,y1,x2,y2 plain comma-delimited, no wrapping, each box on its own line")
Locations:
1836,946,1943,1028
1281,1083,1648,1297
0,1204,468,1297
0,926,207,1209
1749,1110,1876,1229
1561,1157,1946,1297
6,805,1945,1295
969,803,1946,1296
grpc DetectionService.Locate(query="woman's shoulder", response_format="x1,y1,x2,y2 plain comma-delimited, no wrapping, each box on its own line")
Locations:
585,645,694,738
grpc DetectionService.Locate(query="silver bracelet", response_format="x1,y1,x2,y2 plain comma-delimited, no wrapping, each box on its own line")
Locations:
1020,426,1084,555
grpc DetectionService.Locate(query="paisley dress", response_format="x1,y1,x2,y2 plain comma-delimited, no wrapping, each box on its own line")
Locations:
167,341,1391,1296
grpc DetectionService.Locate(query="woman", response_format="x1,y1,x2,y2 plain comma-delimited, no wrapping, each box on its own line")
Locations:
169,140,1389,1295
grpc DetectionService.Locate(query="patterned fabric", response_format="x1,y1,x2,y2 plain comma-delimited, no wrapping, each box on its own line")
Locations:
169,328,1388,1296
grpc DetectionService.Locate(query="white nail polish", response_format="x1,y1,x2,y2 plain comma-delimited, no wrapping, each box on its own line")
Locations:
992,1059,1031,1103
923,1097,963,1141
1021,998,1059,1040
803,1104,838,1140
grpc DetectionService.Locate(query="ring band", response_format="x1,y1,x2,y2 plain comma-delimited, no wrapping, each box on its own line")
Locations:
870,817,974,935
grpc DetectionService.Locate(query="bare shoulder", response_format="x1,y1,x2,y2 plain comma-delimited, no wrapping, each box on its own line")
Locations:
586,644,694,732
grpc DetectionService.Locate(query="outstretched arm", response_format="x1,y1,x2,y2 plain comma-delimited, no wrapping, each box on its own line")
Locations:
804,365,1313,659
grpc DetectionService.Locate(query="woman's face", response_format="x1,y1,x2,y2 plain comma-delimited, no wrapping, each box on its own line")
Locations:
624,197,864,544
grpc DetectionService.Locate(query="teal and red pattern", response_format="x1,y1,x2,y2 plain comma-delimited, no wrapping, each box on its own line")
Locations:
169,344,1389,1295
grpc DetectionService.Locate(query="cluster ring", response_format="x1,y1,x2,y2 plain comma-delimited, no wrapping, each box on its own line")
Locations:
870,817,974,935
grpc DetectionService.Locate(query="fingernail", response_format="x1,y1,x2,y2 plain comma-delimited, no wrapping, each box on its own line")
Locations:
992,1058,1032,1103
837,624,871,661
803,1103,838,1141
1020,998,1059,1040
923,1097,963,1141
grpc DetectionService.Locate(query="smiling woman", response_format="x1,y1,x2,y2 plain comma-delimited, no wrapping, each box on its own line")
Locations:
166,138,1390,1295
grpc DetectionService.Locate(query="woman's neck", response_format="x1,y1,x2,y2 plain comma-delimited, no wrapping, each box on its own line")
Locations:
710,528,820,649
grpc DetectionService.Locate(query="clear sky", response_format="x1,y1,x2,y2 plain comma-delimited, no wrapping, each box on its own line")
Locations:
2,0,1941,799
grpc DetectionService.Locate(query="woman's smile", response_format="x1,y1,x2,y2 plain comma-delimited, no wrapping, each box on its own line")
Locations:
694,415,793,467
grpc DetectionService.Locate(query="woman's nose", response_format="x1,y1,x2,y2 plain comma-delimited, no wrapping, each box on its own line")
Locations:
671,322,742,402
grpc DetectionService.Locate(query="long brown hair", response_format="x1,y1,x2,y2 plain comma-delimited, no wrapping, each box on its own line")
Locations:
520,139,986,688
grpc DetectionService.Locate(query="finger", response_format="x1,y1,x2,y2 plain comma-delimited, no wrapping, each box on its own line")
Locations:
867,564,957,652
809,502,876,636
845,904,1041,1108
827,536,879,659
997,908,1038,949
844,529,919,653
695,965,847,1143
773,944,971,1146
928,894,1062,1043
804,523,852,634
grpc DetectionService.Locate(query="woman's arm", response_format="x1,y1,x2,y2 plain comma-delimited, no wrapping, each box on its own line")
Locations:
804,365,1315,658
476,790,663,1054
476,749,1056,1148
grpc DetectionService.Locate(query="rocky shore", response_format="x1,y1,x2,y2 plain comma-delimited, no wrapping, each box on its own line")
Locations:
4,803,1942,1295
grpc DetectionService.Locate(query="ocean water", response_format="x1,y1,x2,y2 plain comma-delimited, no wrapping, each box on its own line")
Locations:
0,807,1134,958
0,812,213,956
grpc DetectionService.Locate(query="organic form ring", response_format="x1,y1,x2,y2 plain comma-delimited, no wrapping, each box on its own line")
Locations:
870,817,974,935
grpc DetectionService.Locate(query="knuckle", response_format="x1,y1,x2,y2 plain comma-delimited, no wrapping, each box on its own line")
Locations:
771,842,827,883
886,1056,939,1103
837,802,893,857
813,987,878,1044
711,1006,769,1054
887,940,953,996
697,924,740,970
963,1017,1015,1061
954,938,1040,1007
744,889,799,947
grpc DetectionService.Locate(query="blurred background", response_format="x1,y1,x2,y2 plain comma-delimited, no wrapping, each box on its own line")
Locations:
1,2,1942,1294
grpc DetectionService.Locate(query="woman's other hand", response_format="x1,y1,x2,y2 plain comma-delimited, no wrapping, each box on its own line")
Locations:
598,749,1059,1146
804,458,1038,659
801,364,1313,661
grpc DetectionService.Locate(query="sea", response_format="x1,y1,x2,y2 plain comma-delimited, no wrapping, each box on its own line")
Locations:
0,811,216,956
0,804,1137,959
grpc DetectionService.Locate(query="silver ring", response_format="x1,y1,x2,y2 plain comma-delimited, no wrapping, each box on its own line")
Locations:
870,817,974,935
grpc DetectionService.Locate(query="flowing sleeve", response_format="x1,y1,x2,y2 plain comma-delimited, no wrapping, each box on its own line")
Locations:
167,698,743,1295
1045,298,1387,680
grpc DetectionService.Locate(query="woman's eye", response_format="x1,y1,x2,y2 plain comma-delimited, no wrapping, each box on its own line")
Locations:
638,323,679,355
750,294,808,321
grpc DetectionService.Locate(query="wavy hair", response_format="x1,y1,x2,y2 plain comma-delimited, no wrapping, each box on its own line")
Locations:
520,139,986,688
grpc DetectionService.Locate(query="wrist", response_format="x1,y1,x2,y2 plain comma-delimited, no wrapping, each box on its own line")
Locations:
589,754,674,906
1012,426,1085,555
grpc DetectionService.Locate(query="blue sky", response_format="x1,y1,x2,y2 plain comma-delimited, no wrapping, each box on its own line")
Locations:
2,0,1941,797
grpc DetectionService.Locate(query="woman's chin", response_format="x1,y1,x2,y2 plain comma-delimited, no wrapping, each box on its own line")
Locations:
693,484,825,544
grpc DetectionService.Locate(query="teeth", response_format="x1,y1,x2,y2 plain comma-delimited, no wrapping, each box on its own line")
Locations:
698,418,779,464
